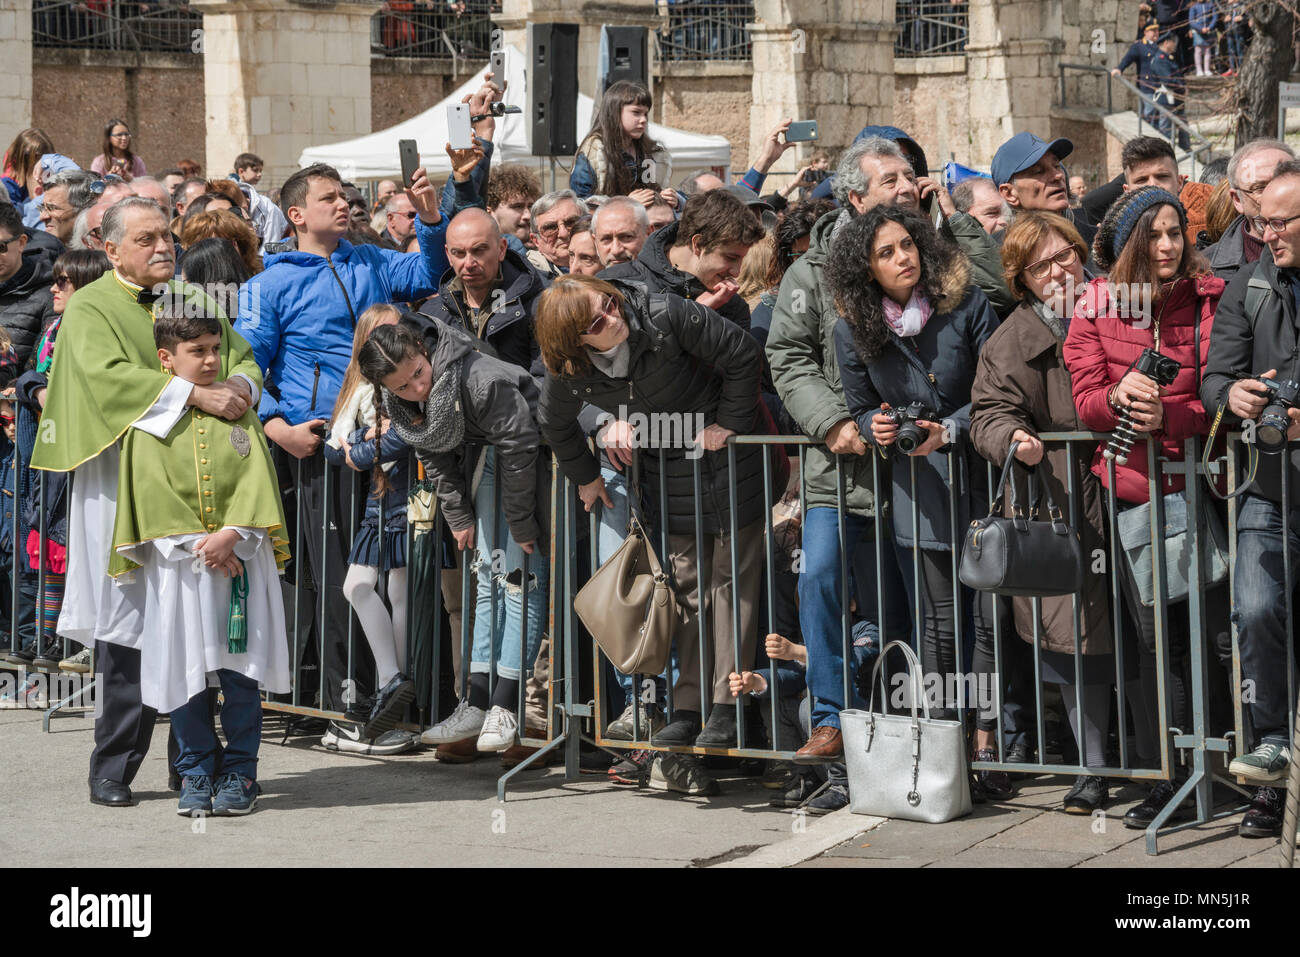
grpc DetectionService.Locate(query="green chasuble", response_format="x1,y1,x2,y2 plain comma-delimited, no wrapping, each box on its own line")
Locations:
30,271,289,576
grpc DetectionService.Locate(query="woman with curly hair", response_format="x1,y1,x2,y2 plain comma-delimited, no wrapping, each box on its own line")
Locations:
829,205,1001,781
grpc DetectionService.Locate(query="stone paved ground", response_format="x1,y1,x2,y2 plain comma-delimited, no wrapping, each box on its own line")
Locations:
1,706,1291,868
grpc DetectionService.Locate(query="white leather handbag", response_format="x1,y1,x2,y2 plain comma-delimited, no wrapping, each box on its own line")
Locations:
840,640,972,824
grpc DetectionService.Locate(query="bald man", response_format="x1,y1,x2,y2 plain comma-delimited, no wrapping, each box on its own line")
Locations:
419,208,548,371
130,176,172,214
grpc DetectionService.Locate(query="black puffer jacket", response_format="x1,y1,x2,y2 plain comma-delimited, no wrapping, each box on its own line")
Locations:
599,221,751,330
538,280,765,536
0,255,56,368
418,247,548,374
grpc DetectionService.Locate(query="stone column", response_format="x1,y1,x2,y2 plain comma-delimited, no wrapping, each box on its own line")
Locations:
192,0,381,185
749,0,896,182
965,0,1063,168
498,0,661,102
0,0,33,149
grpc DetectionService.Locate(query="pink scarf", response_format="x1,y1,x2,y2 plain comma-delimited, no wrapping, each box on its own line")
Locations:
882,290,932,338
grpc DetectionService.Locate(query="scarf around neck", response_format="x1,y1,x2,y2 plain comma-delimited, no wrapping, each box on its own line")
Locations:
882,289,932,338
383,360,464,454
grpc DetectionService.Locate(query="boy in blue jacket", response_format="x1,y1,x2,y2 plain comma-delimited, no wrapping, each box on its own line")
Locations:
234,161,446,716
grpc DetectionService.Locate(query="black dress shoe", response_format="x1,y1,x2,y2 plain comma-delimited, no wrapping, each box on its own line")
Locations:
89,777,135,807
694,706,738,749
973,748,1014,800
651,710,702,747
1063,775,1109,814
1238,786,1283,838
362,673,415,740
1122,778,1191,829
1004,740,1033,764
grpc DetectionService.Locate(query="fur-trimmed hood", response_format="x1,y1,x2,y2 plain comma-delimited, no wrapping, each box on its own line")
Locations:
928,249,974,316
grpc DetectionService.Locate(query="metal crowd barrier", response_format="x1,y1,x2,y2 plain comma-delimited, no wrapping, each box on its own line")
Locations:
5,423,1298,858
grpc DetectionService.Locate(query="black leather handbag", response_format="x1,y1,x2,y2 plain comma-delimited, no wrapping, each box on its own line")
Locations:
958,442,1084,597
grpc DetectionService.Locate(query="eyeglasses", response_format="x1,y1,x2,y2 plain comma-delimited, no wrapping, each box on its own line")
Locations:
538,215,580,239
110,131,131,139
53,275,73,290
393,210,418,220
1241,181,1271,198
0,414,13,426
0,236,19,254
1250,212,1300,235
1024,245,1080,279
585,294,618,337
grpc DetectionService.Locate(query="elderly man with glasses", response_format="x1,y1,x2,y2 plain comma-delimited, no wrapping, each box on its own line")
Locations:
527,190,588,278
1204,138,1297,283
38,170,102,246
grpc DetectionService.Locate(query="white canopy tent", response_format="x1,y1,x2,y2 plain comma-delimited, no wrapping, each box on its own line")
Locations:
298,45,733,183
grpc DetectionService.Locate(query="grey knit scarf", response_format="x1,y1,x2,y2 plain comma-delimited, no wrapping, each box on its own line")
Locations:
383,362,464,454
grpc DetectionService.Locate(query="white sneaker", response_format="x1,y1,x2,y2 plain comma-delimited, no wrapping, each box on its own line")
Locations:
476,705,518,752
419,698,486,745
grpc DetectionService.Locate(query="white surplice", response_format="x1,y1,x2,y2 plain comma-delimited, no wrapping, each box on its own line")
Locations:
57,364,276,713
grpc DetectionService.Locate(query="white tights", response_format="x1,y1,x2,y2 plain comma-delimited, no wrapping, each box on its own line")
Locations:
342,563,408,687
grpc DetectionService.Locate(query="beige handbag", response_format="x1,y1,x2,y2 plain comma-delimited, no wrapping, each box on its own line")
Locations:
573,512,677,676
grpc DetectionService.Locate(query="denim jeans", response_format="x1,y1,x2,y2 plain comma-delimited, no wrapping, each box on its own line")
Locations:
1233,494,1300,746
470,448,549,681
596,465,679,705
801,507,911,730
170,669,262,780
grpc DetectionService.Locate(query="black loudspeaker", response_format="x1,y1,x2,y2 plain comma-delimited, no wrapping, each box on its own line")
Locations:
528,22,580,157
600,26,648,95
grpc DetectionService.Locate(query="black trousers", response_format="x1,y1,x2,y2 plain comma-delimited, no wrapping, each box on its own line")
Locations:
293,452,373,713
89,641,156,786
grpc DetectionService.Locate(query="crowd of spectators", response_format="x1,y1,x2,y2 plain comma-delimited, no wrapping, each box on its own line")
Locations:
0,45,1295,839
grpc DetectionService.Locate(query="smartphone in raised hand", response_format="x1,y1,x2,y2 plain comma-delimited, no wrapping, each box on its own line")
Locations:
447,104,474,151
398,139,420,187
784,120,819,143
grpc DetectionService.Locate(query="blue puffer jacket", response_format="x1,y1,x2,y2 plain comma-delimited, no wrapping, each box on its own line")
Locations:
234,215,450,425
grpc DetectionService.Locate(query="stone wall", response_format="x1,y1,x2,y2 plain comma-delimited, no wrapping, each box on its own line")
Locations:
654,63,753,173
893,60,969,174
370,58,454,134
0,0,34,152
32,51,208,175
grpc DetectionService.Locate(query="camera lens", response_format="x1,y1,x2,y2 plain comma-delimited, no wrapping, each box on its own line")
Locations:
895,422,925,455
1256,406,1290,454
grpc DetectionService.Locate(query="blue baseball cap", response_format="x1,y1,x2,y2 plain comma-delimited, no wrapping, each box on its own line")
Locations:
991,132,1074,186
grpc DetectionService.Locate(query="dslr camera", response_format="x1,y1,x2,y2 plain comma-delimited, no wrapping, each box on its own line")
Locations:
1251,376,1300,454
1103,348,1180,466
884,401,938,455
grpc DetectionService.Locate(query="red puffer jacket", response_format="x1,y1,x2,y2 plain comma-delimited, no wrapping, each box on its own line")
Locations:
1063,273,1223,504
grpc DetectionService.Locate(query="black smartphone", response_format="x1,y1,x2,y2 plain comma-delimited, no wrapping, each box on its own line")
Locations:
310,423,327,439
398,139,420,187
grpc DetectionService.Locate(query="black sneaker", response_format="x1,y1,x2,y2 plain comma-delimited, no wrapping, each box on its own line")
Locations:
694,706,738,748
651,709,702,747
1063,775,1108,814
362,672,415,740
1238,786,1283,838
1122,779,1190,829
769,770,820,808
804,783,849,815
0,647,35,667
973,748,1013,800
31,643,62,670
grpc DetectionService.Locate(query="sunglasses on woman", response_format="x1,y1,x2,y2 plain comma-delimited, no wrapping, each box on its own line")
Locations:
53,275,73,290
586,294,617,337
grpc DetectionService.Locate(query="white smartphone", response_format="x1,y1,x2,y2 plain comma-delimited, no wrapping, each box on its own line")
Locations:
490,48,505,77
448,103,474,151
447,103,473,150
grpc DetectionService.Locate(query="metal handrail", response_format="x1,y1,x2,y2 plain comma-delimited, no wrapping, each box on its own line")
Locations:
1059,62,1216,177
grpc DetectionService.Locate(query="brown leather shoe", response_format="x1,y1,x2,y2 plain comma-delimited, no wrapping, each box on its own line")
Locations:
792,726,843,764
434,738,481,763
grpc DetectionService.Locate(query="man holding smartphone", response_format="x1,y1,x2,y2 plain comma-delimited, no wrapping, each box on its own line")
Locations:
234,161,448,724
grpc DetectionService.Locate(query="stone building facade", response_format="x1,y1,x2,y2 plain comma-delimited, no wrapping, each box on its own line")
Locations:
3,0,1136,188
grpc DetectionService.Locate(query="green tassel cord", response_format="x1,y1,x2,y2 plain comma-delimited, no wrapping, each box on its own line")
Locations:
227,569,249,654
